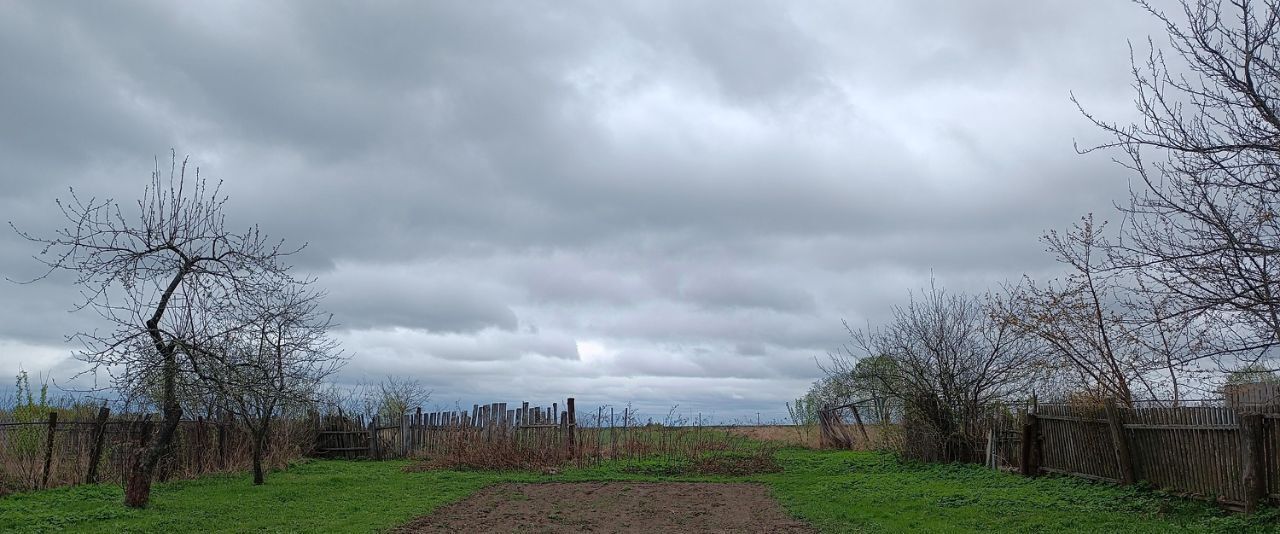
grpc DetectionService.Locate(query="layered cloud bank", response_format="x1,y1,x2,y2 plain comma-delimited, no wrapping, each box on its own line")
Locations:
0,1,1166,419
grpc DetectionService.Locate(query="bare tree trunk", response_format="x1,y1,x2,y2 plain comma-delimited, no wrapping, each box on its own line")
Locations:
252,415,271,485
125,352,182,508
250,438,265,485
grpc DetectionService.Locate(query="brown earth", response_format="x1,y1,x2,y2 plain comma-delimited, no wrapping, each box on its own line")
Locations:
394,482,816,534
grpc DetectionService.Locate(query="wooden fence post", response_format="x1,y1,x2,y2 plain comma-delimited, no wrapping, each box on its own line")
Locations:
1019,413,1039,477
566,398,576,456
850,405,870,444
1240,412,1265,513
560,408,568,448
816,405,827,448
370,416,380,460
985,428,996,469
85,406,111,484
1104,398,1135,485
415,407,423,454
40,411,58,489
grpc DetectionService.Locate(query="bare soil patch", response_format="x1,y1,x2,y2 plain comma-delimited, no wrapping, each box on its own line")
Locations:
394,482,815,534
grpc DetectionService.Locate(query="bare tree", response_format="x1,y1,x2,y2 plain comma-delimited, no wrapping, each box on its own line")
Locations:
1076,0,1280,370
321,376,431,424
1124,275,1229,400
1000,215,1225,406
12,153,300,507
200,281,342,485
825,281,1043,462
372,376,431,422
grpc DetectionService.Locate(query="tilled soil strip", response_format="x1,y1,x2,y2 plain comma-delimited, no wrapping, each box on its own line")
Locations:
395,481,816,534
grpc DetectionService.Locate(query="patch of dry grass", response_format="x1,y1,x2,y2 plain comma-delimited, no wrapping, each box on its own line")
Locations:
719,424,896,450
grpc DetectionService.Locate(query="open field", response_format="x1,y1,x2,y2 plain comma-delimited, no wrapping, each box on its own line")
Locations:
1,449,1276,533
719,424,893,450
720,425,823,449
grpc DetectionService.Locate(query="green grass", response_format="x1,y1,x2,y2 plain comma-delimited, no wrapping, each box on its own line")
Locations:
0,461,534,533
755,450,1280,533
1,450,1277,533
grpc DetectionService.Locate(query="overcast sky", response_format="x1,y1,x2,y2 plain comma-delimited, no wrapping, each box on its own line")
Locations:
0,1,1171,421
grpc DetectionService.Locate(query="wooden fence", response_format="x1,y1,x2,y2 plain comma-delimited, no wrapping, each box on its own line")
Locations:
985,401,1280,512
315,399,582,460
0,408,313,494
3,397,755,494
314,413,375,459
314,398,764,469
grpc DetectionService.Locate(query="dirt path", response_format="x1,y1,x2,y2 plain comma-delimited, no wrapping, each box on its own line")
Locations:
395,482,816,533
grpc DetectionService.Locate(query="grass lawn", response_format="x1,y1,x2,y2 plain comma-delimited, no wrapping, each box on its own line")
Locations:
1,449,1276,533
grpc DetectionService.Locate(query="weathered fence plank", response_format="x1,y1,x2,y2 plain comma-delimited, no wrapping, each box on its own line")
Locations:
1241,413,1265,513
1104,399,1135,485
850,406,870,444
1020,413,1039,477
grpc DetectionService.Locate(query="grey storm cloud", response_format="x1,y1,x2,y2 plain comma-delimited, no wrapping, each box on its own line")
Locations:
323,263,520,333
1,0,1173,418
